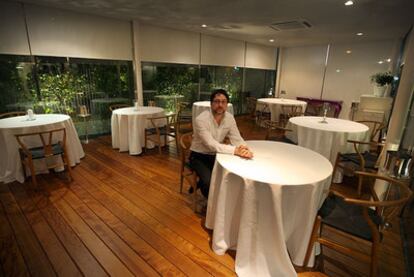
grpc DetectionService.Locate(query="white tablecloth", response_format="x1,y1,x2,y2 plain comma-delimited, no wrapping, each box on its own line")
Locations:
286,116,369,164
257,98,307,121
111,107,165,155
192,101,234,125
0,114,84,183
205,141,333,277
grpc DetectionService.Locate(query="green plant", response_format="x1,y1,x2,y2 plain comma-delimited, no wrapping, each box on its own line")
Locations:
371,72,394,87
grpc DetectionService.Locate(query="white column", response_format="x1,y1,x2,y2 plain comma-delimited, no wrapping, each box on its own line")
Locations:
132,20,144,105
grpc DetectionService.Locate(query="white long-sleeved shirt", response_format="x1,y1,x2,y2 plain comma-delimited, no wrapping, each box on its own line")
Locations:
190,110,245,155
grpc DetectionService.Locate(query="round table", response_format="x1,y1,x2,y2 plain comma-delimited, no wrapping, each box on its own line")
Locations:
286,116,369,163
0,114,84,183
205,140,333,277
257,98,307,121
192,101,234,126
111,106,165,155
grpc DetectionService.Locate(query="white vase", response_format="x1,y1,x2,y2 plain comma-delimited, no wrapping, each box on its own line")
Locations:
373,85,387,97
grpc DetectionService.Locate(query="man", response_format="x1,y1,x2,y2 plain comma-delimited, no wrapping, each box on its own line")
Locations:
190,89,253,198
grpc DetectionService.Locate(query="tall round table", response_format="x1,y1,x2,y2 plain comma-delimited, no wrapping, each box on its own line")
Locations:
286,116,369,164
111,106,165,155
205,140,333,277
0,114,84,183
257,98,307,121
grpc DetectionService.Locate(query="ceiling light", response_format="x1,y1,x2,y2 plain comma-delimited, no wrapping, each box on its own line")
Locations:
378,61,383,64
269,39,275,42
386,58,391,62
336,69,341,73
344,1,354,6
346,50,352,54
356,32,363,36
201,24,207,28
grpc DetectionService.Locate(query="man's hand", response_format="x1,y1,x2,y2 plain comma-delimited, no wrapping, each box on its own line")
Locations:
234,145,253,159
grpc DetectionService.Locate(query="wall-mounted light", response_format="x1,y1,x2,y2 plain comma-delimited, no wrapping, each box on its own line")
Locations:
269,39,275,42
336,69,341,73
378,61,383,64
356,32,363,36
346,50,352,54
386,58,391,62
201,24,207,28
344,1,354,6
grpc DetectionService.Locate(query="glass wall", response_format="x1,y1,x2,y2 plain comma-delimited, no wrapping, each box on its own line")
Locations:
142,62,276,115
0,54,134,137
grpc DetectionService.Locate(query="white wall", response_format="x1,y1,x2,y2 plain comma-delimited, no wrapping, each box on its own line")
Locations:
0,2,133,60
140,24,200,64
0,2,30,55
200,35,245,67
323,40,398,118
245,43,277,70
278,45,327,99
278,40,400,118
25,4,132,60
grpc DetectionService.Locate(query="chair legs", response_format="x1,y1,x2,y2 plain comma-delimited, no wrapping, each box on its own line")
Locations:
303,215,322,267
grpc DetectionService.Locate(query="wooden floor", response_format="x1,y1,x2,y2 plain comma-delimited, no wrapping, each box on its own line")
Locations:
0,116,408,276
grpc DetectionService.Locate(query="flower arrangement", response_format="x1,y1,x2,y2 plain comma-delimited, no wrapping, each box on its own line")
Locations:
370,72,394,87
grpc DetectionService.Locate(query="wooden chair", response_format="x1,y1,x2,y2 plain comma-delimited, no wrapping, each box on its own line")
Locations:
246,97,258,120
109,104,129,111
179,132,199,211
147,100,156,107
256,103,271,127
333,140,385,195
15,128,72,189
0,111,26,119
356,120,386,143
264,120,296,144
303,171,412,277
280,105,303,126
145,113,178,154
305,102,323,116
176,102,192,135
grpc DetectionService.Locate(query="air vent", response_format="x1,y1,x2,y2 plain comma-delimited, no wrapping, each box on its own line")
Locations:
270,20,312,31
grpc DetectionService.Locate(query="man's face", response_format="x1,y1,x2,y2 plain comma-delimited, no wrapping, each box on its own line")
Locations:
211,94,228,115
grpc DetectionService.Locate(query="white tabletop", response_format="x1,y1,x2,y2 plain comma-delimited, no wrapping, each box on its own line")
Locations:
257,98,307,106
216,140,332,185
111,106,166,155
289,116,369,133
0,114,84,183
206,141,333,277
112,106,164,116
0,114,70,129
256,98,307,122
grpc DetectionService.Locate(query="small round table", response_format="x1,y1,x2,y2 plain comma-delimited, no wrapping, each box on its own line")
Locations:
111,106,165,155
257,98,307,121
286,116,369,163
0,114,84,183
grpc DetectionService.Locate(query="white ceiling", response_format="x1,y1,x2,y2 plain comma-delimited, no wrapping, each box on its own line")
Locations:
13,0,414,47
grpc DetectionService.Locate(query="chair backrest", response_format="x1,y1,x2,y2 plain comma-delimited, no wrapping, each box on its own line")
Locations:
246,97,257,115
109,104,129,111
148,113,178,134
147,100,156,107
335,171,412,231
179,132,193,165
15,128,67,158
305,102,323,116
0,111,26,119
264,120,292,140
281,105,303,117
356,120,385,142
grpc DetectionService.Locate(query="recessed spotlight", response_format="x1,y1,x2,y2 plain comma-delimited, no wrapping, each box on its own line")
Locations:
201,24,207,28
269,39,275,42
386,58,391,62
378,61,383,64
346,50,352,54
356,32,363,36
336,69,341,73
344,1,354,6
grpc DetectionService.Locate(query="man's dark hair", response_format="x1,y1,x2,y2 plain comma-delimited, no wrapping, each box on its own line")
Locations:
210,89,229,103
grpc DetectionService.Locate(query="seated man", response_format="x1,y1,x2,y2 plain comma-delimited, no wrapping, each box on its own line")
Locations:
190,89,253,198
